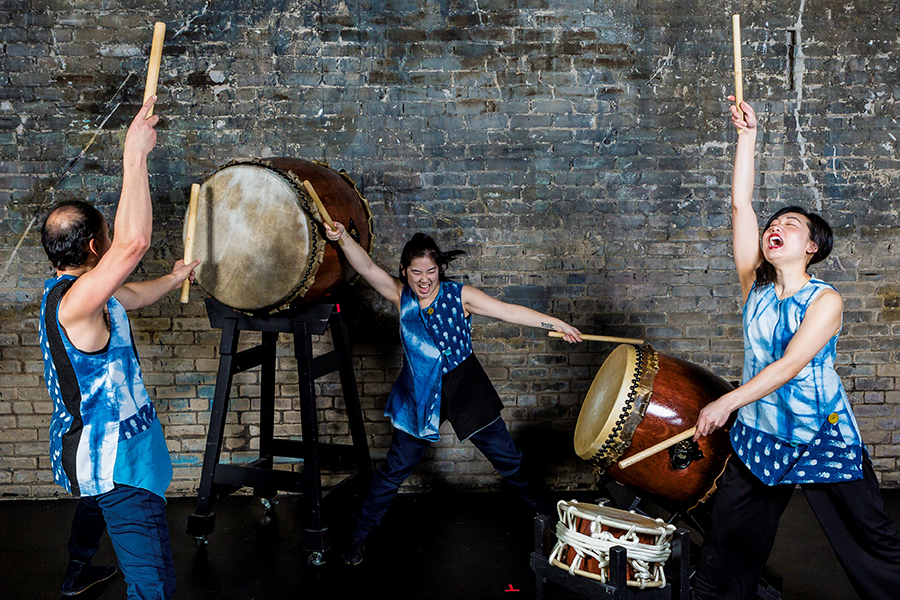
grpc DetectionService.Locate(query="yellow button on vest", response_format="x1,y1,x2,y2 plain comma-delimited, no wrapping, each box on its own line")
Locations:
828,412,839,424
427,308,434,315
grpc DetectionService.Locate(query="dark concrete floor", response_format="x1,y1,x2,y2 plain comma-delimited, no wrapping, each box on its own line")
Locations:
2,487,898,600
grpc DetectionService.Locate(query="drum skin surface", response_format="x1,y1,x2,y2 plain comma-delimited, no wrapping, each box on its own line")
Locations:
189,158,372,312
574,344,637,460
576,345,735,507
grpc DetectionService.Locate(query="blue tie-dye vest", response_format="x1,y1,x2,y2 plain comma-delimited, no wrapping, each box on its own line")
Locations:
384,281,473,441
731,278,863,485
40,275,172,499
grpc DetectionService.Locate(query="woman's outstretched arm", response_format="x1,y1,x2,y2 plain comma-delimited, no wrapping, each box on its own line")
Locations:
325,222,403,308
461,285,582,343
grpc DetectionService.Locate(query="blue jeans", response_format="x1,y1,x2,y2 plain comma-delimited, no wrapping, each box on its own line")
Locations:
351,417,550,538
68,485,176,600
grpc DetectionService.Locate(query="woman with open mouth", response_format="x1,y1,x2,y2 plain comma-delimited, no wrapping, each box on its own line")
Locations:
690,98,900,600
322,224,582,566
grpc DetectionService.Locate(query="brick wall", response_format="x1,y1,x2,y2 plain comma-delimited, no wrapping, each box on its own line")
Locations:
2,0,900,498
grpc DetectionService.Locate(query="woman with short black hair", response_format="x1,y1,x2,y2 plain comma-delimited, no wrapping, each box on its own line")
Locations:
691,99,900,600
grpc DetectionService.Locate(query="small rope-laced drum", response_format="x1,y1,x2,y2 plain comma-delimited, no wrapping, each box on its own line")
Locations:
549,501,676,588
574,344,734,507
187,158,372,313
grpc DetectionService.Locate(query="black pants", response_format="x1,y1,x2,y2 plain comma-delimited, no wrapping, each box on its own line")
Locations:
692,455,900,600
351,418,550,538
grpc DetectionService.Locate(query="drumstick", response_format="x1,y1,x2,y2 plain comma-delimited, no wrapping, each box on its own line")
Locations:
548,331,644,345
180,183,200,303
302,179,344,247
733,14,744,132
617,426,698,469
143,22,166,118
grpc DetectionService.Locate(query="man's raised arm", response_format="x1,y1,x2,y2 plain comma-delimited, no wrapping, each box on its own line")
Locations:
58,97,159,341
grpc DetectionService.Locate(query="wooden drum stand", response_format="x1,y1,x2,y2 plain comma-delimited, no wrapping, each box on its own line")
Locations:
186,298,372,566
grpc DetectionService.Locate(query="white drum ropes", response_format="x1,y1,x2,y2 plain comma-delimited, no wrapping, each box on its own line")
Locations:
549,500,676,589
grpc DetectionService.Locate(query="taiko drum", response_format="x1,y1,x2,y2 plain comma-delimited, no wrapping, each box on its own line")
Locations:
574,344,735,507
186,158,372,313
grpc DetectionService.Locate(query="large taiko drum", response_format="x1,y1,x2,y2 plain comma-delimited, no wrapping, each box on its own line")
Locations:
187,158,372,313
574,344,734,507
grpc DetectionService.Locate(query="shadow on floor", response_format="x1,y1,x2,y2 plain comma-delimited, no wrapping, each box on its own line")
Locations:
3,487,898,599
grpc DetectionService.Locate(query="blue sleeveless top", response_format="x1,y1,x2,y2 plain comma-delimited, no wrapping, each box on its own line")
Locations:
385,281,473,441
731,278,864,485
40,275,172,499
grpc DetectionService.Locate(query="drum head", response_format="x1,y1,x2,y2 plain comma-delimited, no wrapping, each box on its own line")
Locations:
190,163,320,312
574,344,640,459
560,502,666,533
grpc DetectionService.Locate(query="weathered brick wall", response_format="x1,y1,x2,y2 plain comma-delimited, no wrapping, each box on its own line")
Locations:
2,0,900,499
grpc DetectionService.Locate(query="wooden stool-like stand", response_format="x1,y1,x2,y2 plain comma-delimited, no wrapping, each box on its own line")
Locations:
186,298,371,566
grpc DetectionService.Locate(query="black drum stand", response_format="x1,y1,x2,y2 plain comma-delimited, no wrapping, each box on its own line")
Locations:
186,298,372,565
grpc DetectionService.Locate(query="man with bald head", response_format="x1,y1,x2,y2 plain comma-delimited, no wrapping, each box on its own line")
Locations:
39,97,197,599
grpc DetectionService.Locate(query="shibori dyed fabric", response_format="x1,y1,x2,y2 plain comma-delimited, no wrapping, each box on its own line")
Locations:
40,275,172,499
731,417,862,485
385,281,475,441
732,278,864,485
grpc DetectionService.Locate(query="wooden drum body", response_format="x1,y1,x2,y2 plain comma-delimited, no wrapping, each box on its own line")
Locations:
574,344,734,507
188,158,372,313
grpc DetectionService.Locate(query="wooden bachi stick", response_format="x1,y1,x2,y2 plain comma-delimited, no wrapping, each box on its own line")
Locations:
618,427,698,469
303,179,344,246
143,22,166,118
733,14,744,131
180,183,199,303
548,331,645,345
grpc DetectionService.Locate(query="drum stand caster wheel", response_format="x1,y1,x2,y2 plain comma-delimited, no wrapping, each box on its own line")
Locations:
194,536,208,549
307,552,325,567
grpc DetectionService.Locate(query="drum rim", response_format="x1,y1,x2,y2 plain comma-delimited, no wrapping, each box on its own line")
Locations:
547,558,666,587
556,501,674,535
278,157,375,254
574,344,659,472
267,158,375,311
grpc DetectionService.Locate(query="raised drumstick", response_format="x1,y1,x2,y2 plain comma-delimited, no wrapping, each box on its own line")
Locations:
733,14,744,129
618,426,698,469
180,183,199,303
143,22,166,118
548,331,644,345
303,179,344,246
